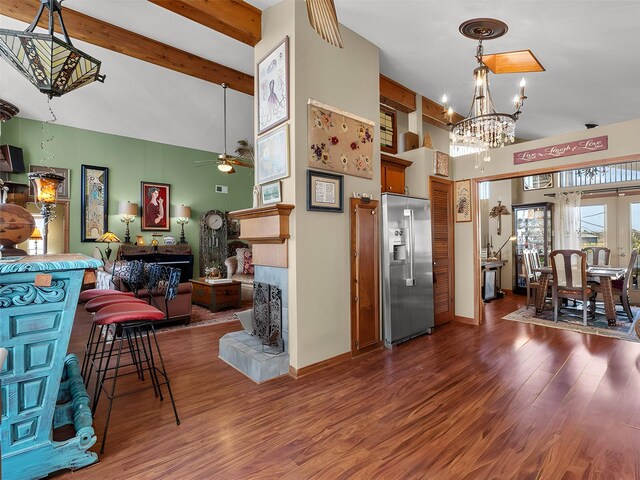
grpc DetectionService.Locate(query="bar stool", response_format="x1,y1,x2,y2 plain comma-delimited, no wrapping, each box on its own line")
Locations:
78,260,144,303
89,302,180,453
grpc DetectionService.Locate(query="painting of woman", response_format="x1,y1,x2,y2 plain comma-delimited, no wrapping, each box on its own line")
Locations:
141,182,170,230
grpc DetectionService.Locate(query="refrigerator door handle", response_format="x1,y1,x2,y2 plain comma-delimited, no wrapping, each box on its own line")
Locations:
404,208,415,286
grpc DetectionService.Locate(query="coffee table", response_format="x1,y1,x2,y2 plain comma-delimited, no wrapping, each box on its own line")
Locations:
190,278,242,312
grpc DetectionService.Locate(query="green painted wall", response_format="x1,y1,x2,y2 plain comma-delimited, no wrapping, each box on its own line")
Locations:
1,117,254,270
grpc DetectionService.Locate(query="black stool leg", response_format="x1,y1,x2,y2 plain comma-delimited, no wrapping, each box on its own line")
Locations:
99,329,125,454
135,325,161,398
149,325,180,425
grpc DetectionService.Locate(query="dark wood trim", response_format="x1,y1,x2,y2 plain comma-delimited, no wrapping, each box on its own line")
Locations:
379,74,416,113
149,0,261,46
380,154,413,168
288,352,352,379
453,315,475,325
351,342,383,358
422,97,465,131
3,0,254,95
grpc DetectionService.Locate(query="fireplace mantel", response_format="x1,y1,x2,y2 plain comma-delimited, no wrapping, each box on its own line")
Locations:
229,203,295,267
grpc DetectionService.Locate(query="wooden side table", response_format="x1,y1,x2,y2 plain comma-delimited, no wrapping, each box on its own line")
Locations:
190,279,242,312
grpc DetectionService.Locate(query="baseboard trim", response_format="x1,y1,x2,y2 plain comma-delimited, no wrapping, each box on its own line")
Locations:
351,341,384,358
454,315,476,325
289,351,352,379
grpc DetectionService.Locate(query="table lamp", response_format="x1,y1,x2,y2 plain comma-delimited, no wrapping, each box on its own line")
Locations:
30,227,43,255
27,171,65,254
175,205,191,244
118,201,138,244
489,201,511,235
96,231,121,261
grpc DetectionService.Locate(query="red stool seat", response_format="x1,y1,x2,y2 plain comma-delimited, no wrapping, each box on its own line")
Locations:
79,289,134,303
85,295,147,313
94,303,166,326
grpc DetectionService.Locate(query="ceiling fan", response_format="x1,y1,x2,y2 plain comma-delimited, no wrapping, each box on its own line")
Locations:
196,83,254,174
459,18,545,74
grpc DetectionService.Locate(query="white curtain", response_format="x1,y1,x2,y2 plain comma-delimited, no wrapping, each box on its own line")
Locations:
554,192,581,250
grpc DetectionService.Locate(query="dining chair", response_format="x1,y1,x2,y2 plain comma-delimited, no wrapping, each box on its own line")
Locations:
523,249,539,308
550,249,596,326
582,247,611,266
592,249,638,322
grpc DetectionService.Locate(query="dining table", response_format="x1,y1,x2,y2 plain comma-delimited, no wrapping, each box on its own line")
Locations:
533,265,627,325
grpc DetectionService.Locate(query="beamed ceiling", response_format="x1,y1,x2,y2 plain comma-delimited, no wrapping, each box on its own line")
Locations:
1,1,640,154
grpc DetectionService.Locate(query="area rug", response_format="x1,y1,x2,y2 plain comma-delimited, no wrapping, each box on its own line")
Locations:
155,301,253,334
502,306,639,343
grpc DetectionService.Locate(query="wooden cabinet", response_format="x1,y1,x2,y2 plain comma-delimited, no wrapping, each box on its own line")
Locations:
381,154,412,194
190,279,242,312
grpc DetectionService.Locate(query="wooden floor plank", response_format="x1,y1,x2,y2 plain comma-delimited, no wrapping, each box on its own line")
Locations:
49,292,640,479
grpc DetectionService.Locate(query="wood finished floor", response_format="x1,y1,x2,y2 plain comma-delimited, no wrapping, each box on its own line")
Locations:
53,292,640,480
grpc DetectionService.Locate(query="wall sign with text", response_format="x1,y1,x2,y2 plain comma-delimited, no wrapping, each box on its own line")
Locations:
513,135,608,165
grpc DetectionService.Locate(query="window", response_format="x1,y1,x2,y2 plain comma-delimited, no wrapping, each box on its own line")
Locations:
479,182,490,200
558,161,640,187
632,203,640,291
580,205,606,248
379,105,397,154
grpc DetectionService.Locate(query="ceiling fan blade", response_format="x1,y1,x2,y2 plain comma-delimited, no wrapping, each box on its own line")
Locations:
481,49,545,74
228,158,254,169
306,0,344,48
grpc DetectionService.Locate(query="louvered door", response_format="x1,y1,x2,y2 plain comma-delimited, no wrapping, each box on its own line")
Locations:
430,177,454,325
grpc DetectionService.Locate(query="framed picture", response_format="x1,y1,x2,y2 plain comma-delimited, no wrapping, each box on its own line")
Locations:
29,165,70,199
261,181,282,205
141,181,171,231
307,99,375,179
523,174,553,191
307,170,343,213
80,165,108,242
434,151,450,177
257,36,289,135
455,179,472,223
256,124,289,184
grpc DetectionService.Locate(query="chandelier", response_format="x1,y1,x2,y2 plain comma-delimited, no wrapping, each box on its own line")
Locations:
443,19,526,151
0,0,105,98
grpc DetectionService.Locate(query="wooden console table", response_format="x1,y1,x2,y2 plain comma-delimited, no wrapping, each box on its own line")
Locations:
0,254,103,480
190,279,242,312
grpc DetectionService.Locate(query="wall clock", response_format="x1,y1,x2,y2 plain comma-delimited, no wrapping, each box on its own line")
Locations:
199,209,228,276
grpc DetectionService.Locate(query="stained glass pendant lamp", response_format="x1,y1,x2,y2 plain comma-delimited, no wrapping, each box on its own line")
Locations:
0,0,105,98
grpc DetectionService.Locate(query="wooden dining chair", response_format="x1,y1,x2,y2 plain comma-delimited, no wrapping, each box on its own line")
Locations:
582,247,611,266
592,249,638,322
550,250,596,326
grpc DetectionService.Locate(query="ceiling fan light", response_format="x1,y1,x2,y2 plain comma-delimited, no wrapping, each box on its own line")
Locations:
218,162,233,173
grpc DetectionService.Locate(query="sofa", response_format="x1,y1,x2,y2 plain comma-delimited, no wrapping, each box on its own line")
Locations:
224,246,254,302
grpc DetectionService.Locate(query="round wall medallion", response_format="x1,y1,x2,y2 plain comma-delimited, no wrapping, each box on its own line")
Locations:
459,18,509,40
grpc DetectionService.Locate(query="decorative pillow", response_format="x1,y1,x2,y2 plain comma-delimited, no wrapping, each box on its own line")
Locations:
236,247,250,273
243,250,254,275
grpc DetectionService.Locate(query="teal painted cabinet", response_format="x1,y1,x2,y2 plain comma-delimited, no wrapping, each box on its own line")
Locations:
0,254,102,480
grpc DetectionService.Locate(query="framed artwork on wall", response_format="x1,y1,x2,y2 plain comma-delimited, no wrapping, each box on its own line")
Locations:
434,151,450,177
141,181,171,231
80,165,108,242
30,165,70,199
257,36,289,135
307,169,343,213
307,99,375,179
261,180,282,205
256,124,289,184
455,179,472,223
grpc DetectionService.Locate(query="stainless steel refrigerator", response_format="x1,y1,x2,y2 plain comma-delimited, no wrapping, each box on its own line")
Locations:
381,193,434,346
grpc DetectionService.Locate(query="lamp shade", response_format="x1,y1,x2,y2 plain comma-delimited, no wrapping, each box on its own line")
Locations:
176,205,191,218
118,201,138,216
27,172,65,205
96,232,121,243
30,227,43,241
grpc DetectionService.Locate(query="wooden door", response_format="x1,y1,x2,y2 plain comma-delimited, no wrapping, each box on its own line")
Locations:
350,198,381,355
429,177,454,325
384,163,405,193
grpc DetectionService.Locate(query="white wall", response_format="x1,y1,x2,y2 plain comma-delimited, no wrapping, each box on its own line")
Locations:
258,0,380,369
453,118,640,320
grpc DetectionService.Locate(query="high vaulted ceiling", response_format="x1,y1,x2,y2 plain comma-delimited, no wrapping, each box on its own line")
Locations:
1,0,639,154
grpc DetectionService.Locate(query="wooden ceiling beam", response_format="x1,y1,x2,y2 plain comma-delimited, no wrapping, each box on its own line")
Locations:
422,96,464,131
148,0,261,47
2,0,254,96
380,74,416,113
